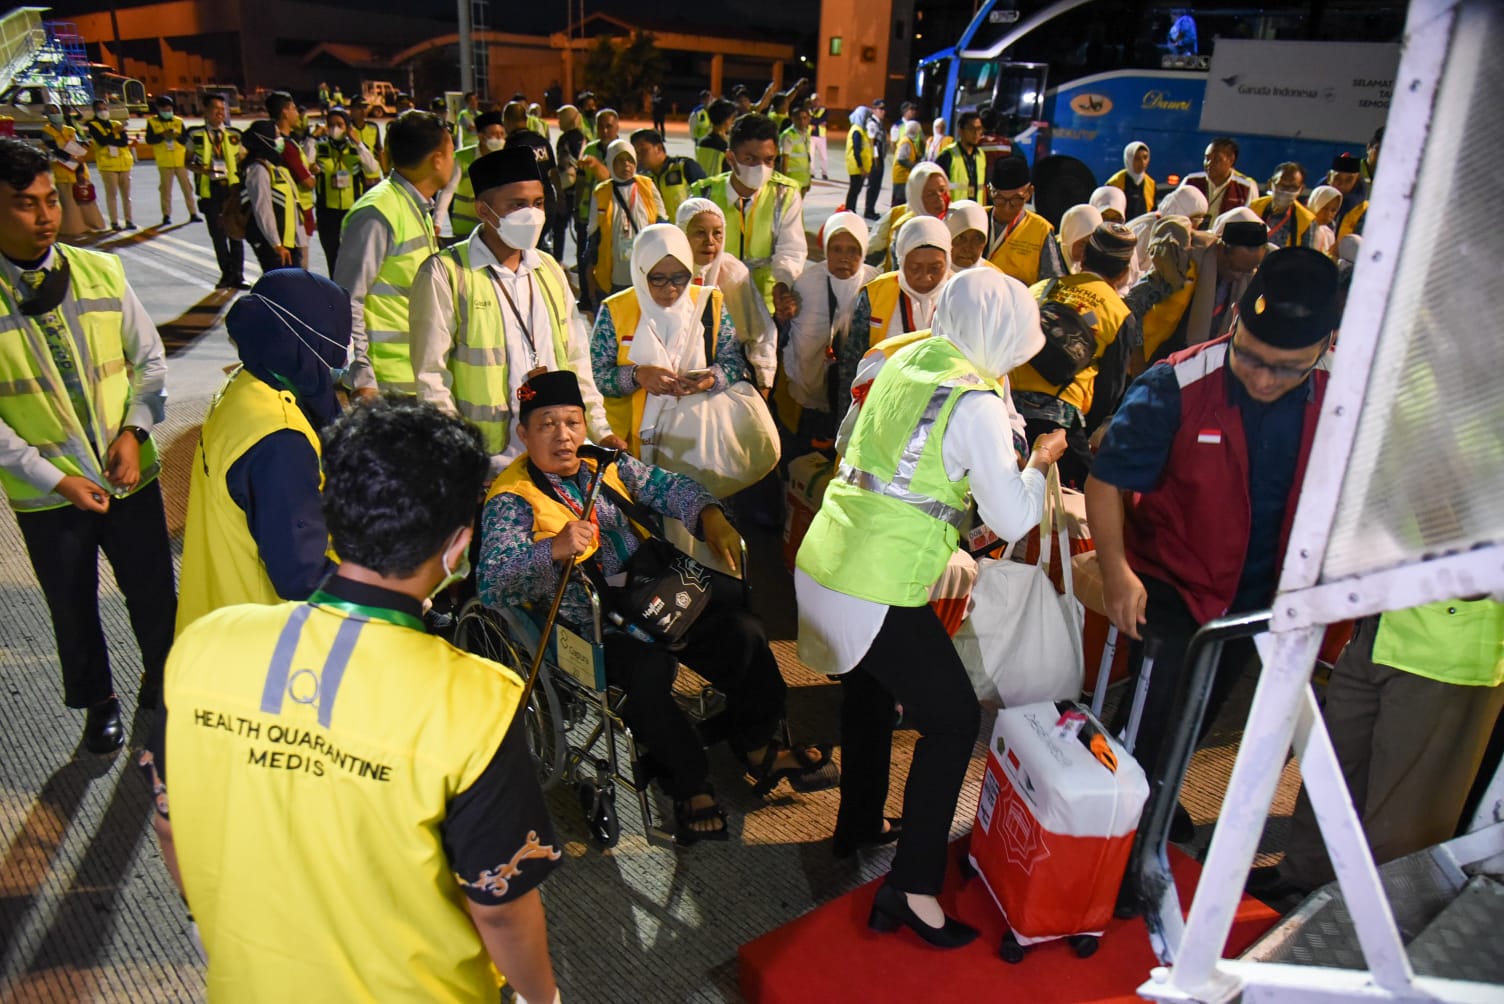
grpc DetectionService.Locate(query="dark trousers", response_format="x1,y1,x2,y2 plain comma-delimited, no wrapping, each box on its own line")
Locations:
1022,415,1094,491
844,173,866,215
604,572,786,801
863,158,885,217
316,208,346,274
892,181,907,208
247,231,303,274
837,604,981,895
550,202,573,269
199,185,245,285
16,479,177,708
1116,575,1258,788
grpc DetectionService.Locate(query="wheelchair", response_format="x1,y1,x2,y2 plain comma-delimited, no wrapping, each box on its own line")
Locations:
455,536,749,850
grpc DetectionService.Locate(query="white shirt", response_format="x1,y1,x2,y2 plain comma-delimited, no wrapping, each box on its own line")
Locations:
705,253,778,388
797,389,1045,676
408,231,611,470
784,260,879,410
725,181,809,294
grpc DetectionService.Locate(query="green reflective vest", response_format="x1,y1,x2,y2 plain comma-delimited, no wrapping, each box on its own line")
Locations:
450,145,482,238
0,246,159,511
352,121,382,181
314,138,364,211
1373,600,1504,688
186,125,242,200
433,243,574,456
650,156,697,223
242,160,298,248
797,337,995,605
688,171,799,310
689,107,711,143
575,138,608,222
695,136,729,178
781,128,812,190
945,144,987,203
343,177,439,392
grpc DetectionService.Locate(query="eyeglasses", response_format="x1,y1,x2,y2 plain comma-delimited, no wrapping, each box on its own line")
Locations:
1229,335,1327,381
991,192,1029,208
646,272,692,290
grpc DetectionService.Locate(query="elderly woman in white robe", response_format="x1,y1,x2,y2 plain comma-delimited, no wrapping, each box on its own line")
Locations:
675,197,777,390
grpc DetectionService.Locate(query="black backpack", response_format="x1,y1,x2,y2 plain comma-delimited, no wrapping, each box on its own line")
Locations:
1026,283,1099,390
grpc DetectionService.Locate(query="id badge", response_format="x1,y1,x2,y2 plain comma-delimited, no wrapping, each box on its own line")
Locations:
107,146,122,158
165,139,177,151
617,234,635,263
211,157,227,178
333,169,352,189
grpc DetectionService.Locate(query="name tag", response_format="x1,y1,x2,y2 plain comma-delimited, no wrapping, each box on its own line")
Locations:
333,169,352,189
616,234,635,262
1197,429,1222,445
164,139,177,151
107,146,122,157
211,158,227,177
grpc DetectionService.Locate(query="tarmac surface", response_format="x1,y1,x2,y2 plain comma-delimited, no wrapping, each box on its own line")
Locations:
0,118,1298,1002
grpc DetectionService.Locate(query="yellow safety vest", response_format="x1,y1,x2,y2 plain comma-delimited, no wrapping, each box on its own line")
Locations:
0,246,159,511
1249,196,1316,249
892,137,921,188
314,138,364,211
1372,599,1504,688
1010,274,1132,414
600,284,723,455
186,125,243,200
650,156,697,223
943,144,986,202
177,368,323,635
860,272,915,351
695,137,728,178
1106,169,1156,212
42,124,81,183
987,210,1055,286
486,454,639,566
688,171,798,310
845,127,874,177
782,128,812,189
591,175,661,296
527,114,547,137
432,243,574,456
1140,258,1197,361
164,598,525,1003
241,160,298,249
148,115,188,169
342,177,439,391
1337,201,1367,243
689,107,711,144
353,121,382,181
450,145,482,238
87,119,134,172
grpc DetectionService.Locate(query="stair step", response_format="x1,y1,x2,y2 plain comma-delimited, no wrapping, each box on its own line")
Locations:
1405,876,1504,984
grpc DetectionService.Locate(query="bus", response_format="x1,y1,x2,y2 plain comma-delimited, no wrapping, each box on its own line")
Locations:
915,0,1406,192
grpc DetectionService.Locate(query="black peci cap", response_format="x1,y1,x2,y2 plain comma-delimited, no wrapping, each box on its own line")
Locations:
469,145,541,197
1237,247,1341,348
989,155,1031,190
518,369,585,418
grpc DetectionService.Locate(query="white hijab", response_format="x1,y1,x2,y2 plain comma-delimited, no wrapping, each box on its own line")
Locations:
931,267,1044,382
1090,185,1127,219
823,211,872,328
943,200,989,269
1307,185,1343,217
1131,184,1210,268
1123,141,1149,183
905,162,949,217
675,196,727,287
627,223,703,371
894,214,952,330
1059,204,1103,271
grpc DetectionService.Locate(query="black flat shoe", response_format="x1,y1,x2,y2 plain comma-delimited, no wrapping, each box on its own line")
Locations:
83,697,124,754
1245,865,1311,904
833,817,902,858
867,883,978,949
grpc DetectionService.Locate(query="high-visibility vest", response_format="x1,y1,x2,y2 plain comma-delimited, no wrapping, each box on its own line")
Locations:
845,128,873,177
650,155,698,222
689,107,711,143
781,128,812,190
1249,196,1316,249
768,111,788,134
486,454,638,567
342,177,439,391
575,138,607,222
600,284,723,454
797,336,995,605
86,119,134,172
695,137,728,178
527,114,548,138
430,242,574,456
241,160,298,249
1372,600,1504,688
148,115,188,168
1140,258,1198,361
987,210,1055,286
591,175,662,296
314,138,364,211
352,121,382,181
176,368,323,634
1010,273,1132,414
688,171,799,310
186,125,243,200
0,246,159,511
1106,169,1156,213
42,124,81,183
943,144,986,202
860,272,918,350
1337,201,1368,243
450,144,482,238
164,597,525,1003
892,137,921,188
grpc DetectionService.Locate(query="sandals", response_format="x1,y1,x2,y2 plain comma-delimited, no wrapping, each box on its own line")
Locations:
742,742,840,797
674,789,730,846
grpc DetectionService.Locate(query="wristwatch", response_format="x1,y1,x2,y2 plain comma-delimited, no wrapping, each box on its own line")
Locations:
122,425,148,444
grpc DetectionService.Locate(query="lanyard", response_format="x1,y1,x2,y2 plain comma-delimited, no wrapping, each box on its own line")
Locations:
1267,204,1296,245
612,183,641,236
737,193,757,261
493,270,540,369
961,146,979,197
307,589,426,632
899,291,917,333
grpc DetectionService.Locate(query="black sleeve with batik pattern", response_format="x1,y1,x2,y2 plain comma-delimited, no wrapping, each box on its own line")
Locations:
444,720,563,905
137,710,170,819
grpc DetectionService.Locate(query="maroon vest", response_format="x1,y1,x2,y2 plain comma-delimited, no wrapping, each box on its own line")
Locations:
1184,172,1254,217
1124,337,1328,624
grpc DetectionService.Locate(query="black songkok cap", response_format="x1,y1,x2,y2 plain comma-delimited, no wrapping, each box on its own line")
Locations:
1330,153,1362,173
469,146,541,197
989,155,1031,190
1237,247,1340,348
518,369,585,418
1221,220,1269,248
474,111,505,132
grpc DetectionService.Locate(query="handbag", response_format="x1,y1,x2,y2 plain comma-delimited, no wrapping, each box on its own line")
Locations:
640,294,780,498
72,180,96,204
953,465,1085,705
220,184,249,241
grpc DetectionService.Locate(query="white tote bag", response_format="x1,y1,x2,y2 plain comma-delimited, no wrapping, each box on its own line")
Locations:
953,465,1085,706
641,381,781,499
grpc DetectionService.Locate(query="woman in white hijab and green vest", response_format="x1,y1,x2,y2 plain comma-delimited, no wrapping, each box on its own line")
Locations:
795,268,1068,948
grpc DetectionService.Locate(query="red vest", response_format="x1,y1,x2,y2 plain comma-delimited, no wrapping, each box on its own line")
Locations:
1124,337,1328,624
1183,172,1255,217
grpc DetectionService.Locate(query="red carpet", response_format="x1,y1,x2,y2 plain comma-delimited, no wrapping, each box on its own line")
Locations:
739,842,1279,1004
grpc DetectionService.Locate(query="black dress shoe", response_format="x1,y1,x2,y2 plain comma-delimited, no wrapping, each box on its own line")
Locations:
83,697,125,754
867,882,978,949
833,817,903,858
1245,865,1311,903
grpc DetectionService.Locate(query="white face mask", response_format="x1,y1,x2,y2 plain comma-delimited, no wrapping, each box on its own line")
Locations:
733,161,772,192
482,136,506,152
491,205,545,250
1271,189,1297,211
329,126,346,142
245,293,352,379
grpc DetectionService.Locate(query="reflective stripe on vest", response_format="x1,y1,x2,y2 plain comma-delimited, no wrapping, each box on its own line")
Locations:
782,131,811,188
437,243,574,455
450,145,481,237
242,162,298,248
315,140,364,211
0,246,159,511
944,146,985,201
189,126,243,200
689,172,793,309
343,177,438,391
354,122,382,178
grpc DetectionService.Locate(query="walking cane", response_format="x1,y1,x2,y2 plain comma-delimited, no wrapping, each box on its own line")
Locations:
518,443,621,709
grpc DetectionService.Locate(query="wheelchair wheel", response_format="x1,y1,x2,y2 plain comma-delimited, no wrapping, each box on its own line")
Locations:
577,781,621,849
454,599,568,791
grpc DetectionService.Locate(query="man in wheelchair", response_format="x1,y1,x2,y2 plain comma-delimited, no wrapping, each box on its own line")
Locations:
477,371,837,843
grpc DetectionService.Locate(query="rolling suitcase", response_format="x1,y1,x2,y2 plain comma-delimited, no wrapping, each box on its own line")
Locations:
967,701,1149,962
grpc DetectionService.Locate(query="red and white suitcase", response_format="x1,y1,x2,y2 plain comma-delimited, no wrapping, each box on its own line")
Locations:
782,452,836,572
967,701,1149,962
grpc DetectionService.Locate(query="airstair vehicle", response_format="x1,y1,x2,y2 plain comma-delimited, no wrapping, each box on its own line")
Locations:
0,6,143,135
1126,1,1504,1001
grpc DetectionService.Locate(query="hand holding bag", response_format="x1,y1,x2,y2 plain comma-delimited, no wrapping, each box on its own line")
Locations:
953,465,1086,705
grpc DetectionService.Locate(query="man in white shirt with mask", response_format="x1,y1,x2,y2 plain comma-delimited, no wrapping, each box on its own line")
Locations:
410,146,624,474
